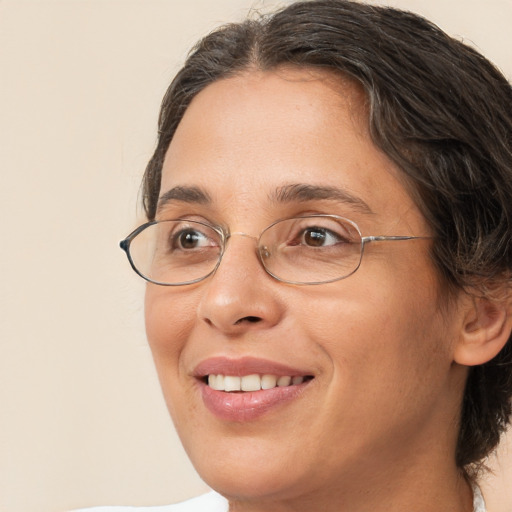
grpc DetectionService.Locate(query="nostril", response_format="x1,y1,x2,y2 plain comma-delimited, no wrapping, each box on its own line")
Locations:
235,316,262,325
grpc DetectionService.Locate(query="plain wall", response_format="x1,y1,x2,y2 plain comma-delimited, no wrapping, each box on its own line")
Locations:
0,1,510,511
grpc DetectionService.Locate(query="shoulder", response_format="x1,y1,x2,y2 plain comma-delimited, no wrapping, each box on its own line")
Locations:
72,491,228,512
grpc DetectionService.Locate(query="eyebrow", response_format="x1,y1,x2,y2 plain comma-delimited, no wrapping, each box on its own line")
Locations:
157,186,212,212
270,183,374,214
156,182,373,215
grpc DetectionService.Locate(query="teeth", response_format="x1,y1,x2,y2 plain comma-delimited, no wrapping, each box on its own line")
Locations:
206,374,308,392
277,376,291,387
224,375,241,392
261,374,277,389
208,374,225,391
241,374,261,392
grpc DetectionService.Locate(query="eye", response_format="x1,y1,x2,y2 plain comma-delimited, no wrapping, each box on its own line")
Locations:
301,227,343,247
172,228,215,250
263,216,358,251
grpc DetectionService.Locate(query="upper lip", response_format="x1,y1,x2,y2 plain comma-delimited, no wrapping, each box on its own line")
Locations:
193,356,313,378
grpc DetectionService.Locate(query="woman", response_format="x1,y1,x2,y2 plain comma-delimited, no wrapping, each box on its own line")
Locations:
85,0,512,510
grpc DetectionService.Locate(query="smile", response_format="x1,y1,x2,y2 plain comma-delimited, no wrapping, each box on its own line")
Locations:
207,374,311,392
194,357,315,421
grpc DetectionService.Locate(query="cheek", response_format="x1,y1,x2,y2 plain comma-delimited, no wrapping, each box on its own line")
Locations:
298,265,451,395
144,286,199,369
294,283,452,459
144,287,205,427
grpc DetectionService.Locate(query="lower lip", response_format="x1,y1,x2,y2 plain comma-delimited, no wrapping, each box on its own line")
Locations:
200,381,310,422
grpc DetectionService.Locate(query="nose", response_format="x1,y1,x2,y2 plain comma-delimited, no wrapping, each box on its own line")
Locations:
196,233,285,335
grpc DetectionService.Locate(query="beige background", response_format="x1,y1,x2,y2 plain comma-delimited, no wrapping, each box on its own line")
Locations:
0,1,511,511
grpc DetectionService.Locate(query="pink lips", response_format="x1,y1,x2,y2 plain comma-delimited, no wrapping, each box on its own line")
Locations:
194,357,313,422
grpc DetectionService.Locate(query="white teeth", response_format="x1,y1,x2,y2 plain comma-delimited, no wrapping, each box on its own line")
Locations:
215,374,225,390
206,374,308,392
224,375,241,392
261,374,277,389
277,375,292,387
208,374,225,391
241,374,261,391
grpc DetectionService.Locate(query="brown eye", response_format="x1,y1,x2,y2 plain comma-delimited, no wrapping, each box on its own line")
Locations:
301,227,343,247
181,231,198,248
173,229,209,250
303,228,328,247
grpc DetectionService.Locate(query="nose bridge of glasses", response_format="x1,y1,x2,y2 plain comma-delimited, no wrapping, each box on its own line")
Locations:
224,231,269,262
227,231,259,243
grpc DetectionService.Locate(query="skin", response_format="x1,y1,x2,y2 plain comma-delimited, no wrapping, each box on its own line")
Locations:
144,68,476,511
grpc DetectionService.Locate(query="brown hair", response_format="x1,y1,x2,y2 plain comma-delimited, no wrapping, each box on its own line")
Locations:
142,0,512,474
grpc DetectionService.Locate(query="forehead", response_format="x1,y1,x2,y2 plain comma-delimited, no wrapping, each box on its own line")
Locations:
160,68,425,233
163,67,369,181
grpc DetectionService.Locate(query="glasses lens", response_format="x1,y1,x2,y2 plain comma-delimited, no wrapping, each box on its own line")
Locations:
259,216,363,284
128,220,223,285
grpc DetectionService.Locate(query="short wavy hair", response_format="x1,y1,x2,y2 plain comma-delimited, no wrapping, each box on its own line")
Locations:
142,0,512,475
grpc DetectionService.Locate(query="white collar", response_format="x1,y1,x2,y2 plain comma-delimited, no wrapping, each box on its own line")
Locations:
472,484,487,512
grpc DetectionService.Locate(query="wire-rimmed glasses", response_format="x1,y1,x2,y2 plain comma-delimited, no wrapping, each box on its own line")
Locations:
120,214,429,286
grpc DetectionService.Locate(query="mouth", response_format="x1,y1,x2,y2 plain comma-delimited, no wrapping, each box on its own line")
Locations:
194,357,315,422
204,373,314,392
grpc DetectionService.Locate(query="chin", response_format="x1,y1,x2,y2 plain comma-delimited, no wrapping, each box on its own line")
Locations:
198,462,311,504
181,430,334,505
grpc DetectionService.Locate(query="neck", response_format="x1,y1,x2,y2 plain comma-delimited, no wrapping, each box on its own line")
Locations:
227,467,475,512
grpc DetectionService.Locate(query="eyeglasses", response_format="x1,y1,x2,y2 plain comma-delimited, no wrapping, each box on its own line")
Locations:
120,214,429,286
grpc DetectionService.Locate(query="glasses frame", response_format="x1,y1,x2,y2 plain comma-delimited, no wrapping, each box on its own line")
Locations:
119,215,430,286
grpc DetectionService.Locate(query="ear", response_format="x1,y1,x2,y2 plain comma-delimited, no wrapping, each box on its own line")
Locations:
454,290,512,366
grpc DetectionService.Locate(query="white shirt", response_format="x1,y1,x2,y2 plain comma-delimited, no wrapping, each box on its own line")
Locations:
74,486,487,511
72,492,228,512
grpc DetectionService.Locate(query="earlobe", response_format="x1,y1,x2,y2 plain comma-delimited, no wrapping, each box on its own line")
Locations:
454,292,512,367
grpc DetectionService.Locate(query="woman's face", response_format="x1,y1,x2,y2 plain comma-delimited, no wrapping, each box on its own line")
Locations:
145,69,465,503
